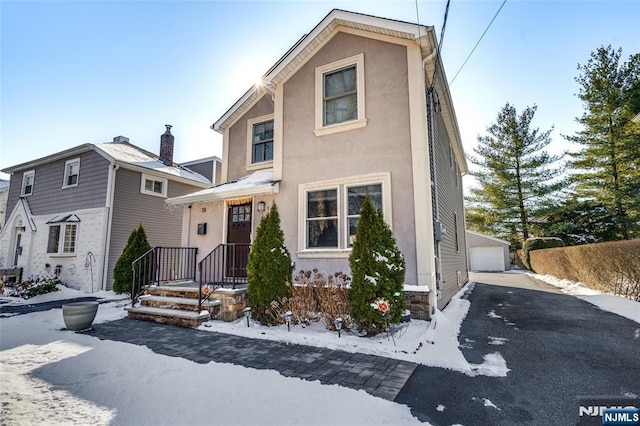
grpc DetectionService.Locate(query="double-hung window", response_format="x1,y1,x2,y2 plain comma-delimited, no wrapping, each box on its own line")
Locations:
299,173,391,255
252,120,274,163
63,158,80,188
141,174,168,197
246,114,275,170
47,223,77,255
21,170,35,196
314,54,366,136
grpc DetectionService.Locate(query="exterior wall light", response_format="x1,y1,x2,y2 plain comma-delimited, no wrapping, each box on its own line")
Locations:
257,201,266,212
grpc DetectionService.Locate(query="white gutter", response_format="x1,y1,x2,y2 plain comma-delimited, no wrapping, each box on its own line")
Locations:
101,162,118,291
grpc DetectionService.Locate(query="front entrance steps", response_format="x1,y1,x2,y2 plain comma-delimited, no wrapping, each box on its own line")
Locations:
126,284,221,328
125,281,248,328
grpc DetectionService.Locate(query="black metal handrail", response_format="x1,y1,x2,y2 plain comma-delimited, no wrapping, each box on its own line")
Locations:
198,243,250,311
131,247,198,305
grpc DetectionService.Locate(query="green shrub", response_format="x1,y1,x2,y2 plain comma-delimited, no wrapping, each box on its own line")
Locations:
247,203,294,325
22,278,61,298
113,224,151,294
521,237,564,271
349,195,405,336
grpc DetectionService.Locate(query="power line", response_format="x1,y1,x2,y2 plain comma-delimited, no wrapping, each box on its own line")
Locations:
449,0,508,86
430,0,451,91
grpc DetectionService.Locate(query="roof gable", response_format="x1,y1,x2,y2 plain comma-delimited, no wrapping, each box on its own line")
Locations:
212,9,435,133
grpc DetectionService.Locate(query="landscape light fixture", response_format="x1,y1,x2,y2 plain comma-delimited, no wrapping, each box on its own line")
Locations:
334,317,343,338
243,307,252,328
284,311,292,332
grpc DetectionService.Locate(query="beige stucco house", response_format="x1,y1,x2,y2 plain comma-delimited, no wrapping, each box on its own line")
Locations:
167,9,469,316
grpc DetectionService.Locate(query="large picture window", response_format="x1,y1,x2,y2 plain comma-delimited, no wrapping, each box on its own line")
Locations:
298,173,391,255
314,54,366,136
306,189,338,248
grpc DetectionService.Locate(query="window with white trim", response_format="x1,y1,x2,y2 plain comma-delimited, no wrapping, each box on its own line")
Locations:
47,223,77,255
299,173,391,254
21,170,35,196
314,54,366,136
63,158,80,188
246,114,274,170
140,174,168,197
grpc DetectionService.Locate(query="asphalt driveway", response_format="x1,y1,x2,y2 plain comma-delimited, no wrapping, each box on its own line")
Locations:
396,272,640,425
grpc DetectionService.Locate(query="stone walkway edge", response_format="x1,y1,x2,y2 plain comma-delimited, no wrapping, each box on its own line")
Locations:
86,318,417,401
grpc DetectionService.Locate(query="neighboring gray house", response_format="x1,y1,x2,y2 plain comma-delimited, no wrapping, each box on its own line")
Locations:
466,230,510,272
0,180,8,232
167,10,469,315
0,126,210,291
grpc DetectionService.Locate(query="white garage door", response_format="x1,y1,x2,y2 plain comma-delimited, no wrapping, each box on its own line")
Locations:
469,246,505,271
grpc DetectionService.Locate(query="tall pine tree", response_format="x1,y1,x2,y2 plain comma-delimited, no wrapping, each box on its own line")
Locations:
565,45,640,240
466,103,564,245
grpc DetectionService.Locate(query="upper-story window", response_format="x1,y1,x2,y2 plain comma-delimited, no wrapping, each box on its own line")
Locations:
252,120,274,163
63,158,80,188
21,170,35,196
246,114,274,170
314,54,367,136
140,174,168,197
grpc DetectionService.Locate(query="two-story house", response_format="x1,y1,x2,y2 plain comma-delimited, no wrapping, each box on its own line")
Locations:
0,126,211,292
167,10,469,316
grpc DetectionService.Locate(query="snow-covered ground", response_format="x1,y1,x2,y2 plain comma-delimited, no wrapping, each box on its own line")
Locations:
2,273,637,425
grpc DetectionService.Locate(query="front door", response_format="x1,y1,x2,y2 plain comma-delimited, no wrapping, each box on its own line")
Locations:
13,233,22,267
226,202,252,277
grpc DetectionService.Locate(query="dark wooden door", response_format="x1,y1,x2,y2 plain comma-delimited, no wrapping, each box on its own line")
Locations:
226,202,252,277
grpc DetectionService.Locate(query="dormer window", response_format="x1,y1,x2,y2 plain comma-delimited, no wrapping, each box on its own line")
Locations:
63,158,80,188
21,170,35,196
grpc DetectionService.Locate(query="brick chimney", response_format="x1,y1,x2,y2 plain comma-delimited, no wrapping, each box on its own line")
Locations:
160,125,174,166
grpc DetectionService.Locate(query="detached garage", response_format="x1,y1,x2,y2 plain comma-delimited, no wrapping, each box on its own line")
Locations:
466,231,511,272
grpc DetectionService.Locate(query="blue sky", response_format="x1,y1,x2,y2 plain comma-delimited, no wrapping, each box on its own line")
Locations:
1,1,639,184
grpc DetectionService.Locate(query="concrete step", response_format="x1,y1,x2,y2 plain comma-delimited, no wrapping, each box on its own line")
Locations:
139,295,221,313
126,306,211,328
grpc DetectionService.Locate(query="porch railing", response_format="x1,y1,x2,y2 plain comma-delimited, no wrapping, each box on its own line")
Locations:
198,243,250,311
131,247,198,305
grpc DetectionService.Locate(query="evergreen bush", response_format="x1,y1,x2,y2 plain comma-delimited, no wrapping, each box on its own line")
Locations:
113,224,151,294
521,237,564,271
349,195,405,336
247,203,294,325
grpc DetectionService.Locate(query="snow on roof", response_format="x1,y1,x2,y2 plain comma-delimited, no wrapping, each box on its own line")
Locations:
166,169,278,205
94,142,210,185
46,214,81,224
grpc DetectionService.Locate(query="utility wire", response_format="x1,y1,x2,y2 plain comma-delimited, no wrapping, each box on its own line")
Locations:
449,0,508,86
430,0,451,91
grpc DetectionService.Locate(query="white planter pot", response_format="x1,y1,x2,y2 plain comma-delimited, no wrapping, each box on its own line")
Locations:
62,301,99,331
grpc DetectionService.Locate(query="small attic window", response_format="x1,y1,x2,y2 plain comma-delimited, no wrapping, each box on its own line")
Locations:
141,174,167,197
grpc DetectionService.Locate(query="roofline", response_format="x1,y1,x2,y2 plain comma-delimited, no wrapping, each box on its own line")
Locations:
1,144,95,174
115,162,211,188
180,156,222,166
212,9,432,132
466,230,511,245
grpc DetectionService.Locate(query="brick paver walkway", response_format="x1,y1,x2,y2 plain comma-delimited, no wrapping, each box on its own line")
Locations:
86,318,417,401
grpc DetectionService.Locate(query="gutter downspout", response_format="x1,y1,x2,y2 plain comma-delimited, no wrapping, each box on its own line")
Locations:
423,45,443,315
101,162,119,291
